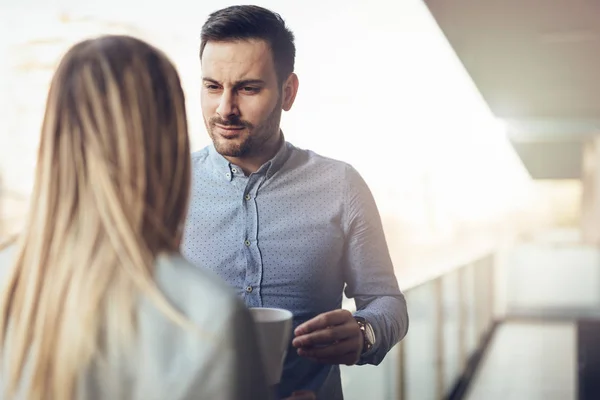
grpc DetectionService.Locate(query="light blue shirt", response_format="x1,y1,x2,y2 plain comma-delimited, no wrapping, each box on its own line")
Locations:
181,140,409,399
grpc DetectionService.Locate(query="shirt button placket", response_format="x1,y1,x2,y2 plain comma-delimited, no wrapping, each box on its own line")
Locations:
243,175,262,307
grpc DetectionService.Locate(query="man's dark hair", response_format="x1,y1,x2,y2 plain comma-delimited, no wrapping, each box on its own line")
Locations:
200,5,296,85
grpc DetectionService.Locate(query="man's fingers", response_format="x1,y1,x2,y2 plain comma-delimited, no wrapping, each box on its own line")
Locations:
294,309,354,336
293,309,363,366
298,348,360,366
292,322,357,348
297,338,357,359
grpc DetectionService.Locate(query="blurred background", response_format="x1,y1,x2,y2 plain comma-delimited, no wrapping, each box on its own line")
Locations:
0,0,598,399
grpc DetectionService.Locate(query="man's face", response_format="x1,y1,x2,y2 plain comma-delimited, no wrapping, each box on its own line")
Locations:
201,39,283,159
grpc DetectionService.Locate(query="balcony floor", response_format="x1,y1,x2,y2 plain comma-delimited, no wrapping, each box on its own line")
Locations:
465,321,576,400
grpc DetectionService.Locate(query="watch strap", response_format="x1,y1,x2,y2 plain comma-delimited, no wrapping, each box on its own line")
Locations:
354,316,373,354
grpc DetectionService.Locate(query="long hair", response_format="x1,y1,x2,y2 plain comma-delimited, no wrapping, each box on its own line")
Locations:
0,35,191,399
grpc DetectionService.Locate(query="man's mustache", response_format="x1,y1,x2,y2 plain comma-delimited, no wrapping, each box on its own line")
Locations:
210,116,253,129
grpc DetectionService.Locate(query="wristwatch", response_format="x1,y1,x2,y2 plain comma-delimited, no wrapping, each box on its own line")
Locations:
354,316,376,354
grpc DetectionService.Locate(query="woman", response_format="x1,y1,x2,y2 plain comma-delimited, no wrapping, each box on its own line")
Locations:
0,35,272,400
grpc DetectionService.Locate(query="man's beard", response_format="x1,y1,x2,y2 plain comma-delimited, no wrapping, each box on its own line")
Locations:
206,99,282,158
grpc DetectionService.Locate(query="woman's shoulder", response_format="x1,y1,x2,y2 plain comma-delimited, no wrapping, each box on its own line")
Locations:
152,252,248,326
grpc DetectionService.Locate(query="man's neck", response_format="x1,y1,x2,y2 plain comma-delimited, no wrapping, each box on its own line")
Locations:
226,133,283,175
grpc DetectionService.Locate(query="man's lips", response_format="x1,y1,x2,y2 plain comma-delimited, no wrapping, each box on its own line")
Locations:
215,124,245,130
214,124,245,138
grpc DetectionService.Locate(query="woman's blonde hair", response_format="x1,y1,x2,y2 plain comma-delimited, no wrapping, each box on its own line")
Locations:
0,35,191,399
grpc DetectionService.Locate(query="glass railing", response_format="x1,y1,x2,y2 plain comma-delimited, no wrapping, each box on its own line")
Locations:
0,191,501,400
341,250,497,400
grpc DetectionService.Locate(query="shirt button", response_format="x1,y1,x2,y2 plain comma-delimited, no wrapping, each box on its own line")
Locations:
246,286,253,293
225,172,231,178
244,194,251,201
244,240,251,247
231,168,238,173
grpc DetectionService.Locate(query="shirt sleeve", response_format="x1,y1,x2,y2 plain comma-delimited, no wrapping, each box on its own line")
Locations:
182,298,274,400
341,165,409,365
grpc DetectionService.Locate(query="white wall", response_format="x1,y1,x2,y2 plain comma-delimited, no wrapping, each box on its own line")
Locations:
0,0,537,251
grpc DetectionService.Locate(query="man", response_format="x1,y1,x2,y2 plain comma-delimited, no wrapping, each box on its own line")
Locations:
181,5,409,399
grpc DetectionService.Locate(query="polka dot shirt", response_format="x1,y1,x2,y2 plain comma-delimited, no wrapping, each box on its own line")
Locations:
180,140,408,399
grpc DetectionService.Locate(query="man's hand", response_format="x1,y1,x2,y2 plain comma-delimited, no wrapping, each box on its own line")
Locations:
292,309,363,365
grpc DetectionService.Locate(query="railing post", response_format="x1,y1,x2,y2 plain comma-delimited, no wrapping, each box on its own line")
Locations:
487,254,496,327
475,258,487,343
458,265,467,372
398,341,405,400
435,277,445,400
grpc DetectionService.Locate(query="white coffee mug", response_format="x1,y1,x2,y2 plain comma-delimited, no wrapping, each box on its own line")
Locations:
249,307,293,386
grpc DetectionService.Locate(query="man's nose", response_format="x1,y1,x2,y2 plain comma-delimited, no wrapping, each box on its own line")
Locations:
216,91,239,118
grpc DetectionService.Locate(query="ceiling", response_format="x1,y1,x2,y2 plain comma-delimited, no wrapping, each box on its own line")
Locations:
423,0,600,178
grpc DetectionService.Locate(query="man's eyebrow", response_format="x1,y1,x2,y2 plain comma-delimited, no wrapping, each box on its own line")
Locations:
235,79,266,86
202,77,220,84
202,77,266,86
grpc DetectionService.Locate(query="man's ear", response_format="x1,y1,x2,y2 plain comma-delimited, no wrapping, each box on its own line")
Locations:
282,73,299,111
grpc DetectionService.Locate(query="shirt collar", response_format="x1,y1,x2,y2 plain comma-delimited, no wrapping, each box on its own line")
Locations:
208,133,291,181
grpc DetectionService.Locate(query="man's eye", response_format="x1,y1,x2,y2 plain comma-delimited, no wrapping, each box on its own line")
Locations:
241,87,260,93
205,84,220,91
